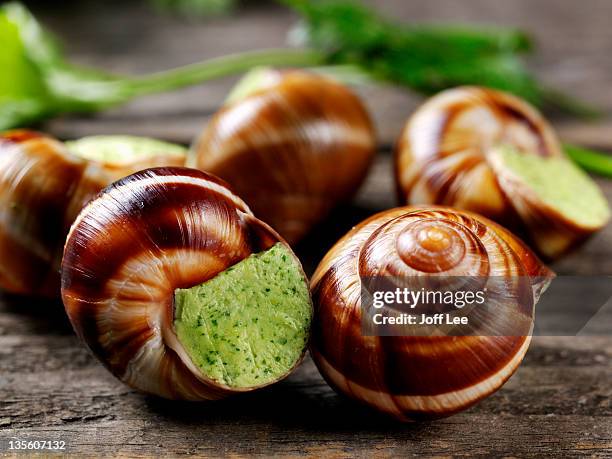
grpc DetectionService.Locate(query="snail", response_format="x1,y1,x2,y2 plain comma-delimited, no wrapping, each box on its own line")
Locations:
191,68,377,244
61,167,313,400
395,86,610,259
0,130,186,297
310,206,553,421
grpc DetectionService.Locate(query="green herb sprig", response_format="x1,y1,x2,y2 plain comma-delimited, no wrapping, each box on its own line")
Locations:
283,0,597,118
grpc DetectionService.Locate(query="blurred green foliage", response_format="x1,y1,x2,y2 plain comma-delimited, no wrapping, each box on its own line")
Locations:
283,0,596,116
150,0,237,16
0,3,129,129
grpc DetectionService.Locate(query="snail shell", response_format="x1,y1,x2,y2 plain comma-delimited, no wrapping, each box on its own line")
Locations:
192,70,377,244
61,167,312,400
0,130,185,297
310,206,553,421
394,86,608,259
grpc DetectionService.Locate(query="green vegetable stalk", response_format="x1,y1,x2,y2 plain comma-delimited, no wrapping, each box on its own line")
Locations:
564,144,612,178
0,2,324,130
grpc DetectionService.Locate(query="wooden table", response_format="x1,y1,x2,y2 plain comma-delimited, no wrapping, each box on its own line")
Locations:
1,1,611,456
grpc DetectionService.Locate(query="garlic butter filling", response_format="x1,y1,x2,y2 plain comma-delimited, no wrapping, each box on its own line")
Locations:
174,243,312,389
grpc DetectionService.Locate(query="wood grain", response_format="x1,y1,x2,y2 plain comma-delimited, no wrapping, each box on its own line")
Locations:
1,0,611,456
0,299,611,458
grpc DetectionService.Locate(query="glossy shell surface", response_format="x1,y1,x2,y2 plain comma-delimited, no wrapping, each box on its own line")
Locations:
61,167,306,400
310,206,553,420
193,71,377,244
0,130,184,297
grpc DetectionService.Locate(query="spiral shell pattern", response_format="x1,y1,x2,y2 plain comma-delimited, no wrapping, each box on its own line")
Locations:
393,86,593,258
61,167,303,400
192,70,376,244
310,206,553,421
0,131,108,296
0,130,185,297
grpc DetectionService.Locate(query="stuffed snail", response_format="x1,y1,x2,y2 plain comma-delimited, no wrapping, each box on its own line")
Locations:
0,130,185,297
395,86,610,259
191,68,377,244
310,206,553,421
61,167,312,400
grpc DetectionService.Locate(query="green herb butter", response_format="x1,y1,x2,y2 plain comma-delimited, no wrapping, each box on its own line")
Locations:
223,67,279,106
494,146,610,228
66,135,186,164
174,243,312,389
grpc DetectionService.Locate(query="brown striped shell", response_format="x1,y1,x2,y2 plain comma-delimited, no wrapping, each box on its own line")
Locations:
310,206,553,421
192,70,377,244
0,130,185,297
61,167,308,400
394,86,594,259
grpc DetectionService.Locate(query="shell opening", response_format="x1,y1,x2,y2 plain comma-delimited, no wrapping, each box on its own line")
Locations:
223,67,281,106
66,136,187,166
173,243,312,389
491,145,610,230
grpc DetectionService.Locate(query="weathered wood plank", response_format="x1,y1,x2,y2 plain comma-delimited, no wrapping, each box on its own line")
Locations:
0,272,611,455
1,322,611,454
2,415,611,457
1,336,610,423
